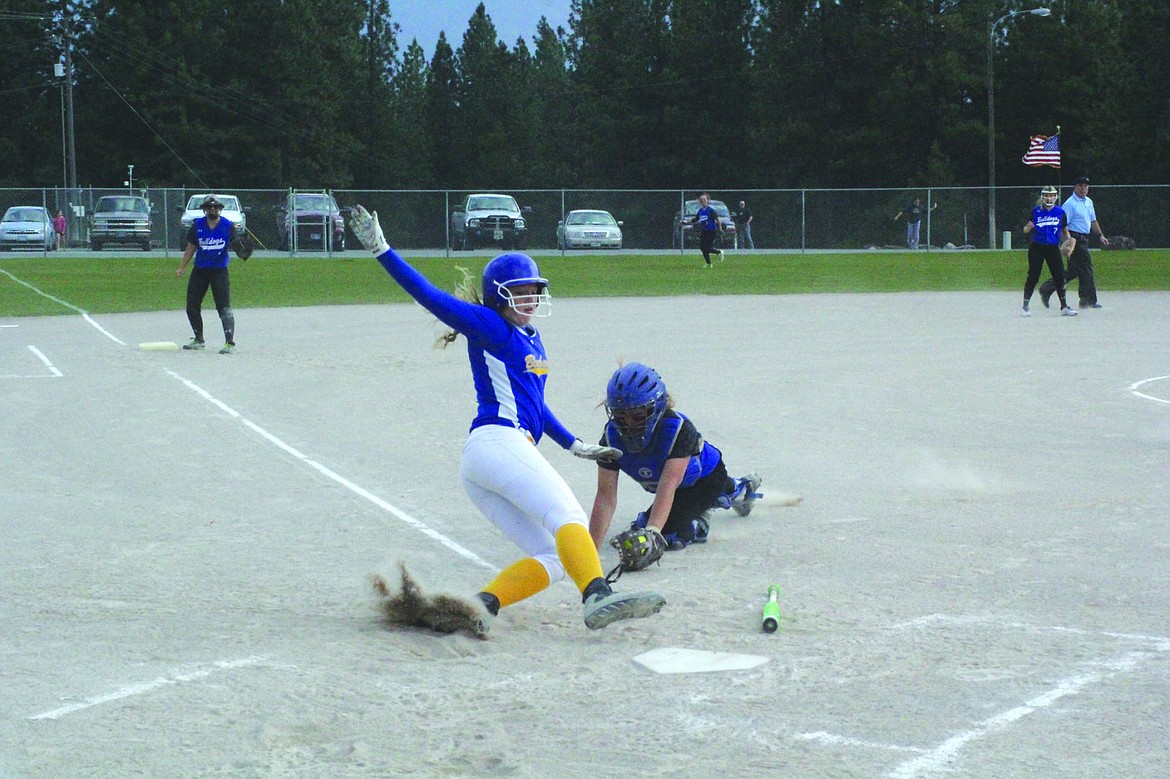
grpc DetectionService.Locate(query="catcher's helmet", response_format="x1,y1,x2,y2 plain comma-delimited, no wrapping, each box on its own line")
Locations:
200,195,224,210
481,253,551,317
1040,185,1058,208
605,362,668,452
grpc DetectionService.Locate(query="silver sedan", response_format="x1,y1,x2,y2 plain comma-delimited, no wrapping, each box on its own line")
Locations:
556,209,623,250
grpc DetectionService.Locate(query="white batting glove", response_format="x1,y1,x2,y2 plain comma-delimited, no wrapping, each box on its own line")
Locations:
350,204,391,257
570,439,623,463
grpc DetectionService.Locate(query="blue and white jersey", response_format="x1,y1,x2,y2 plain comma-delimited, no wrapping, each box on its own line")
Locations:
601,411,722,493
696,205,720,232
189,217,236,269
376,248,574,448
1029,205,1066,246
1062,194,1097,234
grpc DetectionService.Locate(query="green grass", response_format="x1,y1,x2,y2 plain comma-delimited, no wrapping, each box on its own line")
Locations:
2,249,1169,317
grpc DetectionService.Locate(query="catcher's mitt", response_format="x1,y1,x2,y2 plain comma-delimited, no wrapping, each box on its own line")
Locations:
232,234,254,261
610,525,666,574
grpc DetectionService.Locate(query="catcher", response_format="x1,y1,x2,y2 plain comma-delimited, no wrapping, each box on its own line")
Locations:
175,195,254,354
587,362,763,576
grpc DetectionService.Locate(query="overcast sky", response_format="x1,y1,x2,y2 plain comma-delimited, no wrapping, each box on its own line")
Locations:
390,0,573,58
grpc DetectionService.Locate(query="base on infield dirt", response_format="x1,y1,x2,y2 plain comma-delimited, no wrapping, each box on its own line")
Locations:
633,647,770,675
372,562,490,639
138,341,180,351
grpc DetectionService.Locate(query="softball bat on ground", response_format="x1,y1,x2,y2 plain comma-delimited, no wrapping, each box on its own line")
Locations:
138,341,179,351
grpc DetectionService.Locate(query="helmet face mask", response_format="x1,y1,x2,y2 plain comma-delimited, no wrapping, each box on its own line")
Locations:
1041,186,1058,208
482,253,551,317
605,363,668,452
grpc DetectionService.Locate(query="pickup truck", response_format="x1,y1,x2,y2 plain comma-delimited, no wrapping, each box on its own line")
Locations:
91,195,153,251
450,193,531,250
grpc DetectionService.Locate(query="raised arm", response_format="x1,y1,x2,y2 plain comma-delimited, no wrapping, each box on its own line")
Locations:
351,205,509,342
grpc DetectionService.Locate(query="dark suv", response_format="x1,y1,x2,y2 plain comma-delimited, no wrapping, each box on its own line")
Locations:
276,193,347,251
672,198,736,249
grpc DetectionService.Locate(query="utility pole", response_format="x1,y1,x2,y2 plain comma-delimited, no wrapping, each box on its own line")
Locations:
62,17,78,236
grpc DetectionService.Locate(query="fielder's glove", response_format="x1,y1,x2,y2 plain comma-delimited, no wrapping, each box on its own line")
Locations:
610,525,666,573
231,234,254,261
1060,236,1076,260
570,439,622,462
351,204,391,256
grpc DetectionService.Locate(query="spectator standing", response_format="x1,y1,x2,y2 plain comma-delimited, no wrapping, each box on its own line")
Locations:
52,211,67,250
894,197,936,250
1040,175,1109,309
1021,186,1077,318
733,200,755,250
691,193,724,268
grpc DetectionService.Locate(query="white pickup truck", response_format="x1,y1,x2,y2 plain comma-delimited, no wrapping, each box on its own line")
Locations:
449,193,531,250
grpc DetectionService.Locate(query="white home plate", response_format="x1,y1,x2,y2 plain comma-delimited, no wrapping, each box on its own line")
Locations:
633,647,770,675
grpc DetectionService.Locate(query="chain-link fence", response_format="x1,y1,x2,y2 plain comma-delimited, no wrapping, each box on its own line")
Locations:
2,185,1166,256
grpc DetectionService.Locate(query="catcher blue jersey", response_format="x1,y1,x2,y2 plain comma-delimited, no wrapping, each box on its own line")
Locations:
1029,205,1066,246
375,248,574,448
189,216,237,269
602,411,722,493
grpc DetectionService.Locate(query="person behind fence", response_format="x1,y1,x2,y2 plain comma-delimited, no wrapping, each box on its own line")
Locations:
587,362,763,576
1021,186,1077,318
52,210,67,250
175,195,252,354
690,193,724,268
1039,175,1109,310
346,204,667,633
733,200,755,249
893,197,936,249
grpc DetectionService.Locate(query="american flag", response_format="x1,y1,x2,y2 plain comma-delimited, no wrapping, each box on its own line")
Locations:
1022,133,1061,168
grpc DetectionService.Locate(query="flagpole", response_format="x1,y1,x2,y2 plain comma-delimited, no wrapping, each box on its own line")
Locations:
1056,125,1062,192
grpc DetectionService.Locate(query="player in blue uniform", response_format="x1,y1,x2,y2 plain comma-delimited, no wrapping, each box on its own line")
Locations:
1021,186,1076,318
176,196,247,353
349,204,666,631
587,362,762,570
691,193,724,268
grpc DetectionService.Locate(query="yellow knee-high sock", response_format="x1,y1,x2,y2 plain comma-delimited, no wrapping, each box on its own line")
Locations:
482,557,551,609
555,523,605,593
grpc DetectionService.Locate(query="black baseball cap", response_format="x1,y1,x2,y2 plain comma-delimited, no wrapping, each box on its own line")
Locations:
201,195,224,209
1073,175,1090,185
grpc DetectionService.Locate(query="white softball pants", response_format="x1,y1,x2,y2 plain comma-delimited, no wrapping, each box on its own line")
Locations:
460,424,588,585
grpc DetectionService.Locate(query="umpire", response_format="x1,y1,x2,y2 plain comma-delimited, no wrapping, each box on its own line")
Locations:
176,195,251,354
1040,176,1109,309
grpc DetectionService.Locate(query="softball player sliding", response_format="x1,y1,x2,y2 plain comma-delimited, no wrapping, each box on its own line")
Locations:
350,205,665,631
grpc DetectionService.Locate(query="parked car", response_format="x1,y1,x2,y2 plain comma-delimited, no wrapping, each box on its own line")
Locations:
672,198,736,249
556,209,623,250
276,193,347,251
91,195,153,251
0,206,55,251
178,194,247,247
450,193,531,250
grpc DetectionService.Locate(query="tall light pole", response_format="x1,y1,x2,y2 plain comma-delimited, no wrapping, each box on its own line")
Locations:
988,7,1051,249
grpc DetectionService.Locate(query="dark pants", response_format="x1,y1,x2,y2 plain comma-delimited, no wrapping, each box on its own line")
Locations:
1040,231,1097,306
186,266,234,343
1024,242,1067,306
699,230,721,264
647,459,734,542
